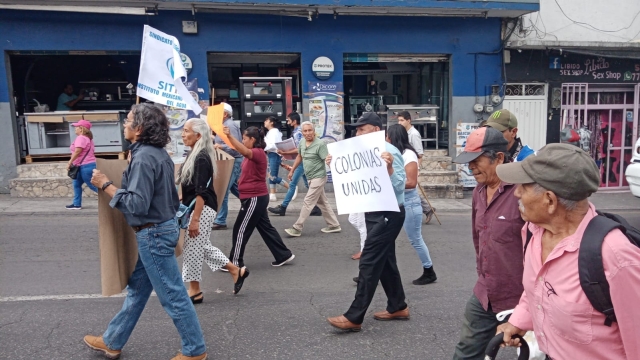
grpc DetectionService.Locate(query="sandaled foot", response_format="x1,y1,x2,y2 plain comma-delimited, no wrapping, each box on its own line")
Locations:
233,267,250,295
189,292,203,304
351,252,361,260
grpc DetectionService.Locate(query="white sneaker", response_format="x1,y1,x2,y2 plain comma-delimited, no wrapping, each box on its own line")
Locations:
269,193,277,202
291,186,298,201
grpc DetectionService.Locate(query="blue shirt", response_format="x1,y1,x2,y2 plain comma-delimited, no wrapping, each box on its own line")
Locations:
386,142,406,206
214,118,243,158
110,142,180,227
291,126,303,147
57,93,77,111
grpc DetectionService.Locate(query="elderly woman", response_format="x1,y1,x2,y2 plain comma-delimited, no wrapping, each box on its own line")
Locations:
178,118,249,302
66,120,97,210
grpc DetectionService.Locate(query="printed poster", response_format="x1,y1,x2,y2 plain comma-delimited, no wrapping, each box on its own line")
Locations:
456,122,480,188
305,81,345,145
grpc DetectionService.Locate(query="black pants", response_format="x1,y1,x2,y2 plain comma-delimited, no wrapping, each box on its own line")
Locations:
344,206,407,325
230,195,292,268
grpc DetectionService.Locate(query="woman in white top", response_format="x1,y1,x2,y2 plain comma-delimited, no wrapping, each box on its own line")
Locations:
263,116,289,201
386,124,437,285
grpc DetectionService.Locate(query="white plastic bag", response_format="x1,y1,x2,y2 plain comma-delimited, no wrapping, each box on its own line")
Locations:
496,310,546,360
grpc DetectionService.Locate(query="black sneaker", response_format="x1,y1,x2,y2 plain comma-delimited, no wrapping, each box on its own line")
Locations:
310,205,322,216
271,254,295,267
268,205,287,216
65,205,82,210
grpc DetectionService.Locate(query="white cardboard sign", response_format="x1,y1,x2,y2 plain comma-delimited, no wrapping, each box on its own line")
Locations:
137,25,201,115
327,131,400,215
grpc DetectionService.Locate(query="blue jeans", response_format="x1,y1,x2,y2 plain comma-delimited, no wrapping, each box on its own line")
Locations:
73,162,98,206
267,152,284,186
403,189,433,268
214,157,243,226
102,218,206,356
282,164,308,208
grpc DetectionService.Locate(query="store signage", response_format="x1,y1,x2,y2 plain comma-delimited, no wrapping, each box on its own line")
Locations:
137,25,201,114
549,56,561,69
312,56,335,80
554,56,640,83
180,53,193,75
306,81,344,142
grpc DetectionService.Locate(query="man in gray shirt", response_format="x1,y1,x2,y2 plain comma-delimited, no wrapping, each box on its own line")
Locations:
397,111,435,224
87,103,207,360
212,102,244,230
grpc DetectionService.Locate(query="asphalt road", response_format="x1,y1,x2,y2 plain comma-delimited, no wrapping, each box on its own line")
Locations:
1,211,639,360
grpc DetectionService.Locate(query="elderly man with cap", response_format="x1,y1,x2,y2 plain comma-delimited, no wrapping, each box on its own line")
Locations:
485,109,525,162
451,126,525,360
325,112,409,332
496,143,640,360
212,103,244,230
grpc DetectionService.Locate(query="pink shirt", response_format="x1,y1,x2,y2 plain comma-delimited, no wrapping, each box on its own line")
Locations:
70,135,96,166
509,203,640,360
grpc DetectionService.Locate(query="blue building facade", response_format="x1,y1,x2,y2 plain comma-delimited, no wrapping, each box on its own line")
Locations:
0,1,538,192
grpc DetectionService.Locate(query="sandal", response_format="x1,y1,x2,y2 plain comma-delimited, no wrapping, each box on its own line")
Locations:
233,267,250,295
189,292,203,304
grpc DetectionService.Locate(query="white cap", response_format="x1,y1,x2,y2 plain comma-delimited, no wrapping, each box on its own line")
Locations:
223,103,233,115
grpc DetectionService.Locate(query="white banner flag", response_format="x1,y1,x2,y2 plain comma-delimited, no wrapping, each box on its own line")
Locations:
327,131,400,215
137,25,201,115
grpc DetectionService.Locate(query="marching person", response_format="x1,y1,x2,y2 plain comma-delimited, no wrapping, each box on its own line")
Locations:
326,112,408,332
178,118,249,302
264,116,290,202
284,121,341,237
386,124,437,285
450,126,525,360
268,112,321,217
222,125,296,268
397,111,436,224
66,120,98,210
212,103,243,230
496,144,640,360
86,103,207,360
484,109,524,162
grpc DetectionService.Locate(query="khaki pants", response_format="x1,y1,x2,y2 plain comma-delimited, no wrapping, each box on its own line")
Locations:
293,177,339,231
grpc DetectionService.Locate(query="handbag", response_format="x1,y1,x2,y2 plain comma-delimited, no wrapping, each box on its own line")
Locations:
68,143,91,179
176,178,211,229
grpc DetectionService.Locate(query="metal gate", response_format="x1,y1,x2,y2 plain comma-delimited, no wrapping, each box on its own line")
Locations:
561,83,640,190
502,83,548,151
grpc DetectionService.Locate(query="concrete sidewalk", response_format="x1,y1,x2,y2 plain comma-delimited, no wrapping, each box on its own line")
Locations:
1,189,638,216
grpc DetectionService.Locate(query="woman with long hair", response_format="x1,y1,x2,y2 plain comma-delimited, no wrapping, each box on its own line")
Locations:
66,120,98,210
264,116,290,201
386,124,437,285
221,125,295,268
179,118,249,302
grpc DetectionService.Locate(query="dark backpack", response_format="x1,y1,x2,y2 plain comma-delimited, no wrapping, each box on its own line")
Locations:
524,211,640,326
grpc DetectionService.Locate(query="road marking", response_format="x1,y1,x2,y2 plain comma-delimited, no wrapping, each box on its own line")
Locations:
0,292,157,302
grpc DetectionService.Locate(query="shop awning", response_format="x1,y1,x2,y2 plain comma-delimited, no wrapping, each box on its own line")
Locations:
0,0,539,18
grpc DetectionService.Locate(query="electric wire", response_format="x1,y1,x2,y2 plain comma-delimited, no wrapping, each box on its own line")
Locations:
553,0,640,34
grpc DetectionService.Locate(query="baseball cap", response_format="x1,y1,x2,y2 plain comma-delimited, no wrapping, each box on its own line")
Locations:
351,112,382,128
72,120,92,129
496,143,600,201
485,109,518,132
452,127,508,164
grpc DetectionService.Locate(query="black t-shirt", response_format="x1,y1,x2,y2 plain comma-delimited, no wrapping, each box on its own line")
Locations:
180,151,218,211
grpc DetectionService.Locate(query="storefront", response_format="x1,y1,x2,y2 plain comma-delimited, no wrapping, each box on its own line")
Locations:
0,1,539,192
506,49,640,190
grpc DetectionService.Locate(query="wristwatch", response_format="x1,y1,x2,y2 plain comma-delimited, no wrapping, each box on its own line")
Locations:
102,181,114,191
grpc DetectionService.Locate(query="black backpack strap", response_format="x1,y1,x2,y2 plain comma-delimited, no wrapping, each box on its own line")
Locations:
579,215,624,326
523,223,533,257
